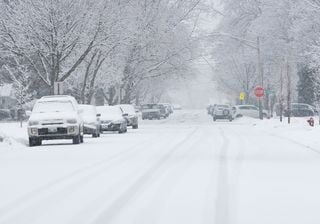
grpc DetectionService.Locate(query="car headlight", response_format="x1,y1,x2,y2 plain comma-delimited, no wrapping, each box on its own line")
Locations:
67,119,77,124
30,128,38,135
68,126,77,133
28,120,39,126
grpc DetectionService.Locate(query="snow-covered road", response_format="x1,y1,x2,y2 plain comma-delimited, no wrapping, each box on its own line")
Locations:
1,110,320,224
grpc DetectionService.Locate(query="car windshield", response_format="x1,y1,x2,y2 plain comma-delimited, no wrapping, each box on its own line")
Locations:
292,104,310,110
33,101,74,113
97,106,122,115
142,104,159,109
79,105,96,116
120,105,135,114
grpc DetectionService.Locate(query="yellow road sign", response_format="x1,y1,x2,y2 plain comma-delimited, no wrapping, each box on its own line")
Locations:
239,92,246,100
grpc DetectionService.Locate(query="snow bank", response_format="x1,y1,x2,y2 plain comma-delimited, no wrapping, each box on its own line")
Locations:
0,131,12,146
0,122,29,149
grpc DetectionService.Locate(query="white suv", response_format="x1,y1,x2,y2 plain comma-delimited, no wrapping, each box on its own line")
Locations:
28,95,84,146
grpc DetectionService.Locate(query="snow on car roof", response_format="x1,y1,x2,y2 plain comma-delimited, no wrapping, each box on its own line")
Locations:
118,104,135,114
40,95,75,101
97,106,123,115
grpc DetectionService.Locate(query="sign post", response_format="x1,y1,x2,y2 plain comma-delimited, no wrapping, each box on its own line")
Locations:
254,86,264,120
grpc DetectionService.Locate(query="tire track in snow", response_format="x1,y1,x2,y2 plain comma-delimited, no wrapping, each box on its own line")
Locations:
131,127,208,224
0,132,167,224
79,127,200,224
214,127,231,224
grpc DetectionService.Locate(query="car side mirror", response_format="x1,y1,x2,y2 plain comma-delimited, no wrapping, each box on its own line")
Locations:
96,113,101,117
123,113,128,117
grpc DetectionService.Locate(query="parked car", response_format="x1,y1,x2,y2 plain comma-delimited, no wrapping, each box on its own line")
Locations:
79,104,101,138
161,103,173,114
27,95,84,146
96,106,127,133
118,104,139,129
141,104,161,120
212,105,233,121
158,103,170,117
284,103,315,117
0,109,11,121
232,105,260,118
207,104,216,115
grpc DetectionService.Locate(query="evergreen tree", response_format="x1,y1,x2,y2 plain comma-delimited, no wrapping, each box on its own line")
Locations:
297,64,319,105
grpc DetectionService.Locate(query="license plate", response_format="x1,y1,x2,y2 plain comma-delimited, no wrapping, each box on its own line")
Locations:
48,127,57,133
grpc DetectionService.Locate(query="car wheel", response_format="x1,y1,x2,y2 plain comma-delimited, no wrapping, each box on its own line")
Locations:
29,137,40,147
80,135,84,143
73,134,81,144
132,124,138,129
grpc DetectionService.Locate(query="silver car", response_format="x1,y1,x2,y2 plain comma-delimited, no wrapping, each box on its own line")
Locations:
212,105,233,121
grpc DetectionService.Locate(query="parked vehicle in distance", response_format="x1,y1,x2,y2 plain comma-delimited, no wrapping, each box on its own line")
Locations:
96,106,127,133
79,104,101,138
118,104,139,129
212,105,233,121
141,104,161,120
161,103,174,114
207,104,216,115
173,104,182,110
274,103,315,117
0,109,11,121
158,104,169,118
27,95,84,146
232,105,260,119
158,103,170,118
285,103,315,117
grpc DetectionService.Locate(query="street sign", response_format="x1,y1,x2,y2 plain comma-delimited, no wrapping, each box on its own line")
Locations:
239,92,246,100
54,82,64,95
254,86,264,98
265,89,275,95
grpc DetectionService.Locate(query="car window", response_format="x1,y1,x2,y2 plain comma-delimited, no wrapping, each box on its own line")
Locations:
79,105,96,116
33,101,75,113
120,105,135,114
249,106,258,110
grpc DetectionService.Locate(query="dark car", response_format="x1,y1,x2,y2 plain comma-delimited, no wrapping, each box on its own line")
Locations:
96,106,127,134
284,103,315,117
158,103,170,118
119,104,139,129
141,104,161,120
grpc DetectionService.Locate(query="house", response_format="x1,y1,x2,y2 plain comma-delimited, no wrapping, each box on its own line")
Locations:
0,84,17,109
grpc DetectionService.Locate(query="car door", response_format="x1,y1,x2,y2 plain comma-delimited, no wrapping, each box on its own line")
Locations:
249,106,259,118
238,106,250,117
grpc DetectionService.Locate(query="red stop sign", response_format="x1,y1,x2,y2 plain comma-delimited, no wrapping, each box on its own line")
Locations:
254,86,264,98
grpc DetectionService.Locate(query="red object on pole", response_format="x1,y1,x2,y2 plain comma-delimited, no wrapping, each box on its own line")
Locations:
254,86,264,98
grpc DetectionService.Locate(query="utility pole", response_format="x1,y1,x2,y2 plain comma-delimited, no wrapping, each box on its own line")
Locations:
286,57,291,124
257,36,263,120
279,64,284,122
